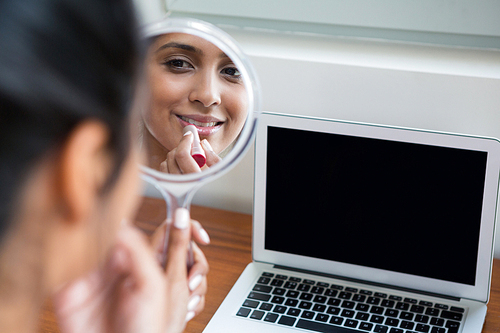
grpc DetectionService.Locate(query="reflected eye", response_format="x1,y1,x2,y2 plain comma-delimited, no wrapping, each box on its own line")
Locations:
164,59,193,71
221,66,241,79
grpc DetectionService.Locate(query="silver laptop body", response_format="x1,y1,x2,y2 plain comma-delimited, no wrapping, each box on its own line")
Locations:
203,112,500,333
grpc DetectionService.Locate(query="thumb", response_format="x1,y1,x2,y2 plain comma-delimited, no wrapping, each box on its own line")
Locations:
164,208,192,281
201,139,221,167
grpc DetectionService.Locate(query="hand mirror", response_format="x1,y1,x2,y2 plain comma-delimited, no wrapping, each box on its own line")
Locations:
137,18,261,267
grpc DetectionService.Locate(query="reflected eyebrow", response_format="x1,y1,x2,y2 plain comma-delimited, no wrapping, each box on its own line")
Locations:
155,42,203,54
219,52,231,59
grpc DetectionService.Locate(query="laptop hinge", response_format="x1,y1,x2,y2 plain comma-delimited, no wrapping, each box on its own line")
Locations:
274,265,461,302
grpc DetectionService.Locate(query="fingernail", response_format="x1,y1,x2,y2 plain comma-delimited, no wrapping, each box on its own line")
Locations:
201,139,214,152
174,208,189,229
187,295,201,311
183,131,192,137
189,274,203,291
199,228,210,244
110,246,128,271
185,311,195,322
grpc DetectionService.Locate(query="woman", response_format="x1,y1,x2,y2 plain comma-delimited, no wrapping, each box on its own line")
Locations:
141,33,249,173
0,0,208,332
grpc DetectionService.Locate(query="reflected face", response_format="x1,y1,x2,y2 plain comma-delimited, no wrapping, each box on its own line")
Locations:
142,33,248,168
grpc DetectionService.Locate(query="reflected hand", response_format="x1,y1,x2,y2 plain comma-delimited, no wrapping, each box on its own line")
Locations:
160,132,221,174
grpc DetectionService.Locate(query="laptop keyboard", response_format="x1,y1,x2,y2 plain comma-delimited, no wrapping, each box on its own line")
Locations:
236,272,465,333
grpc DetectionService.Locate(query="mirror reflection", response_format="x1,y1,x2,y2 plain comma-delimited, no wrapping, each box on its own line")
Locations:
140,32,249,174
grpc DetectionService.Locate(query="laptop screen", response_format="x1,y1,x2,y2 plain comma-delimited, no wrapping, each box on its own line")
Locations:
264,126,488,286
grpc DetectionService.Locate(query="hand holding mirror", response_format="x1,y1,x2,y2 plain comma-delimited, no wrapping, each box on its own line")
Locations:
137,18,261,267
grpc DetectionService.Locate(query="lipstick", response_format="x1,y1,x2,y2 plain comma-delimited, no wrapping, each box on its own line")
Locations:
183,125,206,168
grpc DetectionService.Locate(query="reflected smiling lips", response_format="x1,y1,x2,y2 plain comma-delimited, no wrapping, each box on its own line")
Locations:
176,114,225,137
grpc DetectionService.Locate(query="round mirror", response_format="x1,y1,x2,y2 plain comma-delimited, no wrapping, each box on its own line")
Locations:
136,18,261,267
139,18,260,186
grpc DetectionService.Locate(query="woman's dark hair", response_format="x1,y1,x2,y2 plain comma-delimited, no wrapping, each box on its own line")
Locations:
0,0,140,239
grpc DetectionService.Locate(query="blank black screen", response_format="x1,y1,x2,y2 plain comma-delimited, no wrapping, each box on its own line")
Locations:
264,126,487,285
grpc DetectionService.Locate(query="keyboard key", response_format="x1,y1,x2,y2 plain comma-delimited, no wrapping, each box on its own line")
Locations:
419,301,433,307
257,277,271,284
450,306,465,313
276,274,288,280
374,324,389,333
296,319,349,332
431,327,446,333
253,284,272,293
315,313,329,322
405,298,418,304
370,315,384,323
381,300,395,308
370,306,384,314
345,319,359,328
303,279,316,285
330,316,344,325
278,315,296,326
314,295,327,303
284,281,298,289
352,294,366,302
259,303,273,311
311,286,325,294
327,298,341,306
374,292,387,298
237,307,251,317
324,289,338,297
271,296,285,304
367,297,381,305
441,310,463,321
272,288,286,295
445,320,460,330
385,317,399,327
273,305,287,313
317,282,329,288
338,292,352,299
400,320,414,330
410,305,425,314
285,299,299,307
400,311,414,320
385,309,399,317
395,302,409,310
389,328,403,333
299,301,313,310
287,308,301,316
341,301,355,309
262,272,274,277
341,309,355,318
289,277,301,282
425,307,440,316
243,300,259,308
298,284,311,292
263,312,278,323
248,292,271,302
313,304,326,312
356,312,370,321
356,303,370,312
301,311,315,319
359,322,373,331
360,290,373,296
415,323,430,332
250,310,265,320
389,295,402,301
415,314,429,323
300,293,313,301
326,306,340,315
270,279,284,287
330,284,344,290
345,287,358,293
286,290,300,298
430,317,444,326
435,304,449,310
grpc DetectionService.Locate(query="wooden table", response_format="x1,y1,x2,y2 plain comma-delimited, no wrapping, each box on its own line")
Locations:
39,197,500,332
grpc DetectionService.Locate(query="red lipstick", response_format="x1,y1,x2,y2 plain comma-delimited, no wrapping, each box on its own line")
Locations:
183,125,206,168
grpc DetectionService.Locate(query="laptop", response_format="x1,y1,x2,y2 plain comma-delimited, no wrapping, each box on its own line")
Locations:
203,112,500,333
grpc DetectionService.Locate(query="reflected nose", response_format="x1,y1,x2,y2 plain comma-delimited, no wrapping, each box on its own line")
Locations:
189,71,221,108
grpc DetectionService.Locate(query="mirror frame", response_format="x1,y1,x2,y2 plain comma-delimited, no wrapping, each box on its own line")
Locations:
139,17,261,186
